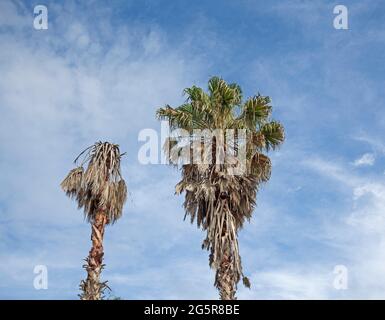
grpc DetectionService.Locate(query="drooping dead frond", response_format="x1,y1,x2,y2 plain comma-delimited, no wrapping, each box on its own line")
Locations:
60,167,84,198
176,163,259,299
104,180,127,223
61,142,127,224
242,276,251,289
250,153,272,182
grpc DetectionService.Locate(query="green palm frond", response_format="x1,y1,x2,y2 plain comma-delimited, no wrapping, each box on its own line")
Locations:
238,94,272,129
259,121,285,151
208,77,241,110
157,103,211,130
228,83,243,105
184,85,211,108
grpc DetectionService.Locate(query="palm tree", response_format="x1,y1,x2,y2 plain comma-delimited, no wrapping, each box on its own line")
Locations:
61,141,127,300
156,77,284,300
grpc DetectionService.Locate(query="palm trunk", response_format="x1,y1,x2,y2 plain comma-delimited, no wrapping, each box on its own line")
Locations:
79,211,108,300
216,244,237,300
213,200,239,300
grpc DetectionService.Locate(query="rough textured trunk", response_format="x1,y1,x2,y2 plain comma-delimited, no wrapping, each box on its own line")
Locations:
79,211,108,300
209,199,239,300
216,245,237,300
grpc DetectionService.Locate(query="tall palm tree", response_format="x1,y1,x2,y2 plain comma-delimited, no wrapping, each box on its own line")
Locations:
61,141,127,300
157,77,284,300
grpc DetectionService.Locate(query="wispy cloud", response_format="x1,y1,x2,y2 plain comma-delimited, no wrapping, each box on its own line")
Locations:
303,155,385,298
353,153,375,167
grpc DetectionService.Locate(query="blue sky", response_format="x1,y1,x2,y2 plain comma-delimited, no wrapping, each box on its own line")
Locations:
0,0,385,299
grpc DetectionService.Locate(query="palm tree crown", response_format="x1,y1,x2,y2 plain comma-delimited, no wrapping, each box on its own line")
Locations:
61,141,127,224
157,77,284,299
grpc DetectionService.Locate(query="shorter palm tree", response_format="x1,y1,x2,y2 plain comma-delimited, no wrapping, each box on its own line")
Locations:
61,141,127,300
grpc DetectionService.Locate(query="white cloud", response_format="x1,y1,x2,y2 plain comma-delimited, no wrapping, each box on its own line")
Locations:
355,134,385,155
353,153,375,167
304,156,385,298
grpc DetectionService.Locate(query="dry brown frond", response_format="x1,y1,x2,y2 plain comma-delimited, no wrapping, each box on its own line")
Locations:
60,167,84,199
61,142,127,224
176,162,260,299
